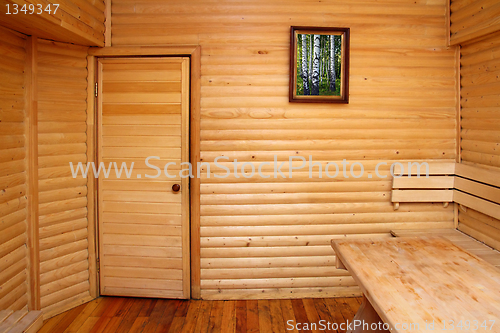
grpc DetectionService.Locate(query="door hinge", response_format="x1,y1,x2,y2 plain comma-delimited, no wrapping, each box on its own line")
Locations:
96,258,100,273
95,82,98,97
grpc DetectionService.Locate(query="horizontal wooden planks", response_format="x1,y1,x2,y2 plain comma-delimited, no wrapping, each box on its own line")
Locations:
37,39,92,317
450,0,500,45
458,28,500,249
111,0,458,299
392,228,500,267
0,26,29,312
332,236,500,332
455,155,500,249
98,58,190,299
460,32,500,168
459,207,500,252
0,0,105,46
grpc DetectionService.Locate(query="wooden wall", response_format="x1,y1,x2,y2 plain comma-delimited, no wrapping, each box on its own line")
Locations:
0,27,29,311
37,39,94,317
111,0,458,299
450,0,500,45
460,32,500,169
0,0,106,46
0,32,94,317
457,20,500,250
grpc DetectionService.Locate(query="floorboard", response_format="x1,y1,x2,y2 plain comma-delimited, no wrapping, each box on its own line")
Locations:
40,297,362,333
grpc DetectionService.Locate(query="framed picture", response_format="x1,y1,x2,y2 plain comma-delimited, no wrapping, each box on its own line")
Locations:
289,26,350,103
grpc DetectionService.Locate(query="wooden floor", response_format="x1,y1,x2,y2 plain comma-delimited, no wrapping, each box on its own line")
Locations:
39,297,362,333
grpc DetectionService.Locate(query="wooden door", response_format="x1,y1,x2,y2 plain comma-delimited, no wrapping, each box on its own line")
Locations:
97,57,190,299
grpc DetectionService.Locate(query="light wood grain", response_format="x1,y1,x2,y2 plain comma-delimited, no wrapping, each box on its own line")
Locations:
0,26,30,313
390,162,500,246
450,0,500,45
36,39,93,318
456,162,500,251
6,311,43,333
459,31,500,176
0,0,105,46
391,228,500,268
3,0,478,304
98,57,191,299
332,236,500,332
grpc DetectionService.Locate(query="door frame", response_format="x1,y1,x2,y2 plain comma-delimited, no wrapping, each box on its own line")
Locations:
87,46,202,299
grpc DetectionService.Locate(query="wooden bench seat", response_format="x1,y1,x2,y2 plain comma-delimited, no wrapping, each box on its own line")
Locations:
391,228,500,268
391,162,500,221
391,162,456,210
0,311,43,333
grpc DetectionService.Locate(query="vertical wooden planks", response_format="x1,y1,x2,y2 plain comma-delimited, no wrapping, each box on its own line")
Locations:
25,35,40,311
111,0,458,299
105,0,112,46
36,39,93,317
86,56,97,299
0,26,29,311
190,46,202,299
181,58,192,299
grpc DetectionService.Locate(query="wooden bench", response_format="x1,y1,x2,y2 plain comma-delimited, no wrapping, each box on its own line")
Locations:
454,163,500,221
391,162,455,210
0,311,43,333
391,163,500,222
332,236,500,333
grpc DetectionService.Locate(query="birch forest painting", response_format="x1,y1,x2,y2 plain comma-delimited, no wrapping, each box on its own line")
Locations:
290,27,349,103
296,33,341,96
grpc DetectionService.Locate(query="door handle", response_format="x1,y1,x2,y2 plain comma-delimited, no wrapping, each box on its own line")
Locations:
172,184,181,192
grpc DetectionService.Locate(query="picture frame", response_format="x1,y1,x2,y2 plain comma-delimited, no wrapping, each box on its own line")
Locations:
289,26,350,103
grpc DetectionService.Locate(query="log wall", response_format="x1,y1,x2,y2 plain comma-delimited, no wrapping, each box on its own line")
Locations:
460,32,500,169
450,0,500,45
36,39,94,317
0,0,106,46
0,24,97,317
0,26,30,311
458,27,500,250
11,0,500,304
111,0,458,299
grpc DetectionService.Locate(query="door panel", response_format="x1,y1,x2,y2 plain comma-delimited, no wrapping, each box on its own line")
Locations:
97,57,190,299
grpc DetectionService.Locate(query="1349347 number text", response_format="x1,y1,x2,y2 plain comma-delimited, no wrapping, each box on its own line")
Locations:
5,3,59,14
